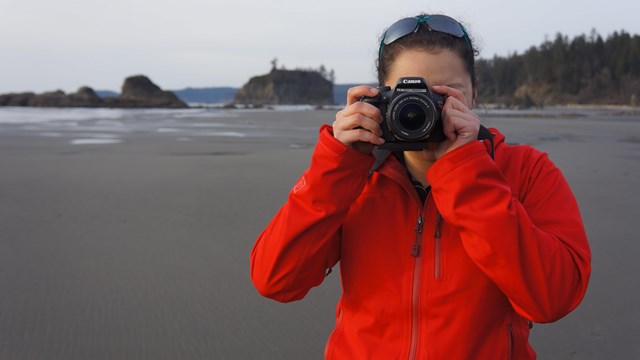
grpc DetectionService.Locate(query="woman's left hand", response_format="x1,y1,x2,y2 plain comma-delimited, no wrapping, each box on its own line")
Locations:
431,85,480,159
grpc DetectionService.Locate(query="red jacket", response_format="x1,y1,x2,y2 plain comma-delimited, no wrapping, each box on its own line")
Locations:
251,125,591,359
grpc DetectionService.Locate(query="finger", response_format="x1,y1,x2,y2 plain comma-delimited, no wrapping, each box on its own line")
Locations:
442,111,458,142
432,85,469,108
335,113,383,137
442,106,469,123
351,114,383,137
442,95,466,113
341,101,383,123
339,128,385,146
443,106,480,126
442,107,480,144
441,97,479,129
346,86,380,106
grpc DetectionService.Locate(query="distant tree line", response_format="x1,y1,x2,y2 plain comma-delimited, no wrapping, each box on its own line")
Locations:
476,30,640,107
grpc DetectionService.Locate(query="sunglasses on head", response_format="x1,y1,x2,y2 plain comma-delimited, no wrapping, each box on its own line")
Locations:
379,15,471,58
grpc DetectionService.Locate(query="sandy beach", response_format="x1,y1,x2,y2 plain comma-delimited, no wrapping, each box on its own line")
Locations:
0,107,638,359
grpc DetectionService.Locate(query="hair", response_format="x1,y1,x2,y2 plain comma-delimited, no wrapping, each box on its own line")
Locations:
376,14,479,90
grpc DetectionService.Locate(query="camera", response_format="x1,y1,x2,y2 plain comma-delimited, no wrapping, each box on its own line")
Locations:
360,77,445,151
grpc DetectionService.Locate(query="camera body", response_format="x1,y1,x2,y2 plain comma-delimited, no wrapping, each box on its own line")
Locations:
361,77,445,151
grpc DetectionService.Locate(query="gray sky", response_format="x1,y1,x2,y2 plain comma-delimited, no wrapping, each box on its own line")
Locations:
2,0,639,93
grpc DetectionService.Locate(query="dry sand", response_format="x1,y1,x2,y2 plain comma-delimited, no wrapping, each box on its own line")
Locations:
0,108,638,359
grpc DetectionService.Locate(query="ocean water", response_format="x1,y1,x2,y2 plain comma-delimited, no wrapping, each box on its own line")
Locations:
1,106,639,154
0,106,324,147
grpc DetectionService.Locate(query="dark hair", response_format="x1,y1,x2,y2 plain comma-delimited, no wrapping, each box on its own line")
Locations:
376,15,479,90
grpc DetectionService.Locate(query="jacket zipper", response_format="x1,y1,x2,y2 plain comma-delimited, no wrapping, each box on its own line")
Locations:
408,214,424,360
411,215,424,257
434,212,443,280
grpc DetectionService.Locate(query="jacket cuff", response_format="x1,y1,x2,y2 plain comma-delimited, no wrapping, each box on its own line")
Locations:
426,141,491,184
316,124,375,165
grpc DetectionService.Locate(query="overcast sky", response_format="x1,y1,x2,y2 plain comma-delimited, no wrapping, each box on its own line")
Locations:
2,0,639,93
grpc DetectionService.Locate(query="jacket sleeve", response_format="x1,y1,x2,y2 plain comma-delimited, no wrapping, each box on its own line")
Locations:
427,141,591,323
250,125,375,303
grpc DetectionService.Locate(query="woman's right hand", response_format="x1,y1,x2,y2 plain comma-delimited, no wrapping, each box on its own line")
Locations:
333,86,385,154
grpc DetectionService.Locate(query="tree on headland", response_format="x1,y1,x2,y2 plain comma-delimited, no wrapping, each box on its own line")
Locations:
319,65,328,80
268,59,337,84
476,29,640,107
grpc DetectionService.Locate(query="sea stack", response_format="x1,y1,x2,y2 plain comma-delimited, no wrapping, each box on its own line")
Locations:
234,69,333,106
105,75,188,108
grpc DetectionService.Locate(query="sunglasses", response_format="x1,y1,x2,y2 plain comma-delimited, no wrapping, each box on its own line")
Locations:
379,15,471,58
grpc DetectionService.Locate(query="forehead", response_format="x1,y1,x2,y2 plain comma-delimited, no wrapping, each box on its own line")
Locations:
385,49,470,88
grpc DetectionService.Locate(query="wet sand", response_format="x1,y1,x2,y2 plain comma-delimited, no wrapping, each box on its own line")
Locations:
0,108,638,359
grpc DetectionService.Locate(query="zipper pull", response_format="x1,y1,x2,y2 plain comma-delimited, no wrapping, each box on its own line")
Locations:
411,215,424,257
414,215,424,233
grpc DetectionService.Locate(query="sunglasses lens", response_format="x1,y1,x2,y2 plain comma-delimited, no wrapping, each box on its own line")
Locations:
383,18,419,45
425,15,465,38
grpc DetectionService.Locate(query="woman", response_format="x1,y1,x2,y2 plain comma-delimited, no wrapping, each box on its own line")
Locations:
250,14,591,359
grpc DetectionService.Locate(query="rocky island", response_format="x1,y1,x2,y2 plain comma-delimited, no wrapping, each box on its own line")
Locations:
0,75,188,108
233,69,333,106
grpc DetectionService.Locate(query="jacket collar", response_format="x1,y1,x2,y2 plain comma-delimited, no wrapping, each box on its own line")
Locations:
370,148,423,207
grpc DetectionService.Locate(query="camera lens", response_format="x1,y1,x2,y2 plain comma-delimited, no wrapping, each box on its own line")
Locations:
388,94,437,141
397,103,427,131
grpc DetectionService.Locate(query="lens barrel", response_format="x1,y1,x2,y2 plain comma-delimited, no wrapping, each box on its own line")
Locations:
387,93,437,141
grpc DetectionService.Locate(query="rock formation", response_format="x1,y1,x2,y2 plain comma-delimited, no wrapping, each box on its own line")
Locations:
105,75,188,108
0,92,37,107
0,75,188,108
233,69,333,106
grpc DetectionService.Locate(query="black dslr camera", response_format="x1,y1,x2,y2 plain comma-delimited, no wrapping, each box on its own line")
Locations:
360,77,445,151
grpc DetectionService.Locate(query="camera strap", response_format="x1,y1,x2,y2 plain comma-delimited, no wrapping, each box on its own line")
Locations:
478,125,495,160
